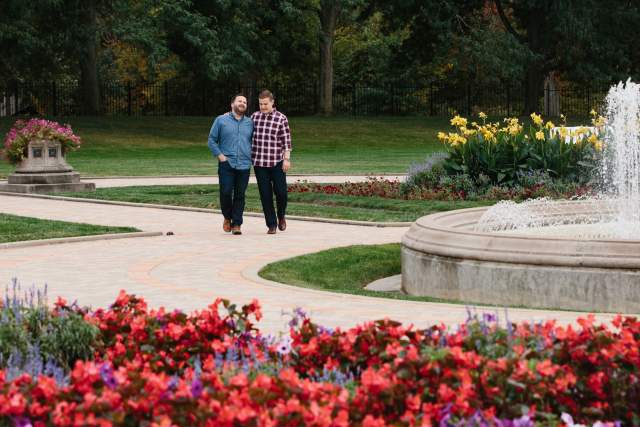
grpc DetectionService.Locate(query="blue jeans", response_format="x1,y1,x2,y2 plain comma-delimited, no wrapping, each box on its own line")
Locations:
218,161,250,226
254,161,288,228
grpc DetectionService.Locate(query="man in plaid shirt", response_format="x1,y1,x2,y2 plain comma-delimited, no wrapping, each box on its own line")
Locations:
251,90,292,234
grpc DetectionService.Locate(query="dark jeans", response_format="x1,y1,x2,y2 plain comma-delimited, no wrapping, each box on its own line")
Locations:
254,161,288,228
218,161,250,226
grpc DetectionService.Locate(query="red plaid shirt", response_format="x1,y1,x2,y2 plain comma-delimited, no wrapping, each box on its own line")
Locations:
251,108,292,167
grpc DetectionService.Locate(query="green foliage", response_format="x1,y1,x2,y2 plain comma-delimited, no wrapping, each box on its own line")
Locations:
0,286,99,371
439,114,602,186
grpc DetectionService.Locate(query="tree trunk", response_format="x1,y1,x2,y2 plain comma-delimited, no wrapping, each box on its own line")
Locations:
318,0,340,116
524,67,543,115
523,7,544,115
79,0,100,115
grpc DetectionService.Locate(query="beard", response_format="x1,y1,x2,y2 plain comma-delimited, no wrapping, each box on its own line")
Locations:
232,104,246,115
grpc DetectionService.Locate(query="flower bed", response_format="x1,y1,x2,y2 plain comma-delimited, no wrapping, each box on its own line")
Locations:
1,285,637,426
2,119,83,165
288,177,592,202
437,112,604,186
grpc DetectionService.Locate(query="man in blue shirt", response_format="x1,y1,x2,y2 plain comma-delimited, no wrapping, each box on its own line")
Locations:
208,94,254,235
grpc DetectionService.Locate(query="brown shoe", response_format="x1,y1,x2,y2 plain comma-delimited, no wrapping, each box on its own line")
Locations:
231,225,242,235
278,217,287,231
267,226,277,234
223,219,231,233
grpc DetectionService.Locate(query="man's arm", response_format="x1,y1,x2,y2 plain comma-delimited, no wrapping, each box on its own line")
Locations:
279,116,292,159
207,118,227,161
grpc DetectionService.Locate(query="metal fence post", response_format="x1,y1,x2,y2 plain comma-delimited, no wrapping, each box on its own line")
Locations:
429,83,435,116
466,83,472,116
202,82,207,116
127,82,133,116
545,86,549,117
390,85,395,114
164,81,169,116
12,81,18,115
313,83,318,114
52,81,58,116
127,81,132,116
352,85,357,116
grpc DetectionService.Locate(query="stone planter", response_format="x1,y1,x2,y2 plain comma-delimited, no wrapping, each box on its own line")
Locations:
0,140,95,194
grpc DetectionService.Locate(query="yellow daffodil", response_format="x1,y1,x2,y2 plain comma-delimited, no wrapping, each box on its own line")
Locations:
510,126,522,136
530,112,543,126
590,109,598,117
447,133,467,146
545,121,555,130
478,112,487,120
437,132,449,143
535,130,545,141
480,128,495,142
559,127,568,139
450,115,467,128
592,115,607,127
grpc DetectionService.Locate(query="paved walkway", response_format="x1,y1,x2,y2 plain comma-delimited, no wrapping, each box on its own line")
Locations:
0,175,407,189
0,192,618,333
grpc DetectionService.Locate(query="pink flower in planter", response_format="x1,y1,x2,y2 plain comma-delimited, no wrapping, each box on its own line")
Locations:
1,118,83,164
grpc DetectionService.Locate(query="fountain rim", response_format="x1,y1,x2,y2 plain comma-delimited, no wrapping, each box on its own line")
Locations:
402,201,640,270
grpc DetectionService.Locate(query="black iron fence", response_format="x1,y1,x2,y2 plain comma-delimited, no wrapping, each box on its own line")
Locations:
0,80,611,118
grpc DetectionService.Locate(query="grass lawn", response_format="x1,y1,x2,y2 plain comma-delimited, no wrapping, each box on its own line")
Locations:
259,244,411,299
0,213,139,243
0,116,447,178
59,184,495,222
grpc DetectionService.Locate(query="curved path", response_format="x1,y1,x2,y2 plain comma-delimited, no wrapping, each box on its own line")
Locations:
0,190,619,333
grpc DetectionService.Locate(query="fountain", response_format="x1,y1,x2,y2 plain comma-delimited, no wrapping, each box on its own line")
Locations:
402,80,640,313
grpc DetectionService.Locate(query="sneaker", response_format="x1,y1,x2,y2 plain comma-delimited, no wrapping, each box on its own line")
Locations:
223,219,232,233
231,225,242,235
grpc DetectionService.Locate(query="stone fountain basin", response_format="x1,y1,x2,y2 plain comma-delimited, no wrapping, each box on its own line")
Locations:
402,200,640,313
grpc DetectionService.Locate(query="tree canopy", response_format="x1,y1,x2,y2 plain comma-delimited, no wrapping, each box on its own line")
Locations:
1,0,638,113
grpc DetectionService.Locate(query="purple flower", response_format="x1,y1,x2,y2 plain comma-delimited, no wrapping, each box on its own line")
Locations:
13,417,32,427
482,312,497,323
167,375,179,390
512,415,534,427
190,378,203,398
100,363,118,389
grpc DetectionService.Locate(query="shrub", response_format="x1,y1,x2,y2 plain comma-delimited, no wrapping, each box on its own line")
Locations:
0,281,98,377
438,112,604,186
400,152,448,195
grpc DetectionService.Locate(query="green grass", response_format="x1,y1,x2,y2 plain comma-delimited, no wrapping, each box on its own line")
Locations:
0,213,139,243
0,116,447,178
259,244,407,298
59,184,495,222
259,243,469,304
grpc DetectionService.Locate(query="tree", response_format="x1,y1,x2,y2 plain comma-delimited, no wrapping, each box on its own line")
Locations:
492,0,607,114
77,0,100,114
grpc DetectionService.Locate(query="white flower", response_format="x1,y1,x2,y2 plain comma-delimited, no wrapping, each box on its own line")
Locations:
276,336,292,356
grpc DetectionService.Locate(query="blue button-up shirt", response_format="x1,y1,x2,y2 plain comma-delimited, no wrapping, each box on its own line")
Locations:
207,113,254,170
